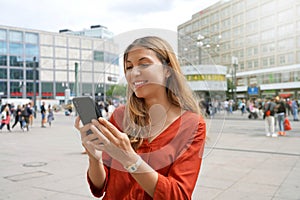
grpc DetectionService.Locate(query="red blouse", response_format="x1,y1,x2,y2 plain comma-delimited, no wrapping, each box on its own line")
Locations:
87,106,206,200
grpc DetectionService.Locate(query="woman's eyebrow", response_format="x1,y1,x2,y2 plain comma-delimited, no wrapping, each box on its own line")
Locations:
126,57,151,63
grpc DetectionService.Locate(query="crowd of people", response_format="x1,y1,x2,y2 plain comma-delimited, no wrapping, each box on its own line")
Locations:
0,101,55,132
200,96,299,137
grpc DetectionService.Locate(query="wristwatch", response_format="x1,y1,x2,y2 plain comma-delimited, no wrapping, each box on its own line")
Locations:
124,156,143,173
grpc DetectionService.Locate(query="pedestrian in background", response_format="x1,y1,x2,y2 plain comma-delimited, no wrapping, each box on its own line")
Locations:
275,96,286,136
47,104,54,127
0,104,11,132
264,98,276,137
28,102,34,127
12,105,23,130
40,102,46,128
21,104,30,131
291,98,299,121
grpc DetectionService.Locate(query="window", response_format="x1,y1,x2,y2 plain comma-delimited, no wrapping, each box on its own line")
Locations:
0,41,7,54
261,29,275,41
0,68,7,78
278,38,294,52
9,31,22,42
25,32,38,44
262,58,268,67
0,55,7,66
10,82,22,94
261,15,276,29
9,43,23,55
253,60,258,68
0,81,7,95
9,56,23,67
279,54,286,65
278,24,294,38
0,29,6,40
82,83,93,95
94,51,104,61
269,56,275,66
278,9,293,24
10,69,23,79
247,61,253,68
42,82,54,93
26,69,39,80
26,57,39,68
26,82,39,94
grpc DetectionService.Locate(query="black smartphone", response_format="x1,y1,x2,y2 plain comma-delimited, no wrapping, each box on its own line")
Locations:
72,96,102,135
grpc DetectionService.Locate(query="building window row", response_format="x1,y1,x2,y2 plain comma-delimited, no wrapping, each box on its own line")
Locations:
237,71,300,87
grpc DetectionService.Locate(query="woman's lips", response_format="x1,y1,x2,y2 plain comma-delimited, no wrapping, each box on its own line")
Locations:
133,80,148,89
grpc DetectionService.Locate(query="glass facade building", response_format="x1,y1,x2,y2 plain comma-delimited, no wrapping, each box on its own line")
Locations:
0,25,120,102
178,0,300,99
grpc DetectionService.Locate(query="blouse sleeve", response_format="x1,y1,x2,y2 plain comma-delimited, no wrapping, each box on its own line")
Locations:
87,158,110,198
153,116,206,200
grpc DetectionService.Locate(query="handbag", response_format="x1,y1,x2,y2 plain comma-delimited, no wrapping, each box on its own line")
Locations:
284,117,292,131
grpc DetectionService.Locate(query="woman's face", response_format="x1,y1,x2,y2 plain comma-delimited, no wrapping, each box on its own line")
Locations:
125,47,169,99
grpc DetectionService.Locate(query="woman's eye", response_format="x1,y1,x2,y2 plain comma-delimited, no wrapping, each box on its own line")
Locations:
126,66,133,70
139,63,151,67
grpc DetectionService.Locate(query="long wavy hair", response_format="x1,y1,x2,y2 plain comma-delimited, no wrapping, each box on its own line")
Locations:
123,36,201,150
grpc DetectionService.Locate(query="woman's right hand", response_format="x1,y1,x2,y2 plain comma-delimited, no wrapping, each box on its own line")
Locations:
74,116,103,161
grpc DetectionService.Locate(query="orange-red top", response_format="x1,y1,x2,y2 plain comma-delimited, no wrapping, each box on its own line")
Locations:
87,106,206,200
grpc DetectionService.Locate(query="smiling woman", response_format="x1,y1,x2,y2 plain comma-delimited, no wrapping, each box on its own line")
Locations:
75,36,206,200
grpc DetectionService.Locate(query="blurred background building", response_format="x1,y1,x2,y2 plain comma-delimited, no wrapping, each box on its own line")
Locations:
0,25,119,104
178,0,300,101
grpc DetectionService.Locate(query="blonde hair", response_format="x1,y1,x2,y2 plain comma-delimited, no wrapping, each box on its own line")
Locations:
123,36,201,150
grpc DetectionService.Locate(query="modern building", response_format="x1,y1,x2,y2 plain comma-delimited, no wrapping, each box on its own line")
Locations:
0,25,120,104
178,0,300,100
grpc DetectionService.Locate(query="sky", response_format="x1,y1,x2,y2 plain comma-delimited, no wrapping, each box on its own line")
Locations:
0,0,221,36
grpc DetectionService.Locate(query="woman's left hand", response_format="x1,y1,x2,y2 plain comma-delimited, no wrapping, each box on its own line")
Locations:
90,117,139,167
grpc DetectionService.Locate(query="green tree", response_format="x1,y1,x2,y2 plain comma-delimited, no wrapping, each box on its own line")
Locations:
106,84,127,99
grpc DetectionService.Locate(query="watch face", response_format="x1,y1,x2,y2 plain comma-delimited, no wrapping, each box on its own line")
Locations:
129,166,137,172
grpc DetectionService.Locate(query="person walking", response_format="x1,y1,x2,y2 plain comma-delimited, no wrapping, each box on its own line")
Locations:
40,102,46,128
75,36,206,199
264,98,277,137
291,98,299,121
28,102,34,127
47,104,54,127
275,96,286,136
11,105,23,130
0,104,12,132
21,104,30,131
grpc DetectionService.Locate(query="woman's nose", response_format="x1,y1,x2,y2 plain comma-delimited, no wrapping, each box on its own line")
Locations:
131,66,142,75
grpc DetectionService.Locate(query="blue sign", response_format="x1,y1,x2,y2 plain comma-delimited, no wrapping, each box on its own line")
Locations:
248,87,259,95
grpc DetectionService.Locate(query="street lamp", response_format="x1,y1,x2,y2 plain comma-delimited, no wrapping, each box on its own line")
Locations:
196,34,222,65
196,34,205,65
33,56,37,118
231,56,238,103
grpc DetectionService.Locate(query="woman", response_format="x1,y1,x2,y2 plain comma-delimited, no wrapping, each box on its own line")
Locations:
75,36,206,199
275,97,286,136
0,104,11,132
